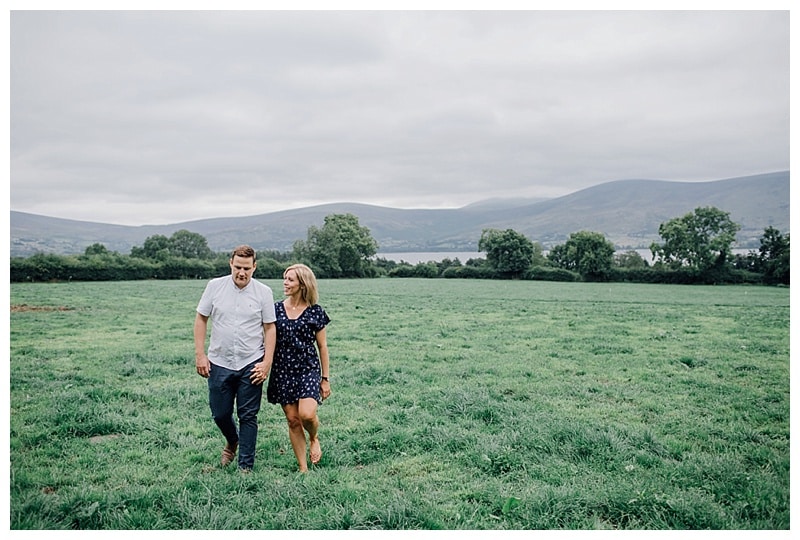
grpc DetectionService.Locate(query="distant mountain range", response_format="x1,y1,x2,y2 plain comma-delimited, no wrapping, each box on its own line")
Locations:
9,171,789,257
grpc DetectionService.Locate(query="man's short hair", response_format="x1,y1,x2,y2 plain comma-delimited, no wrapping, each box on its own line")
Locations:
231,245,256,261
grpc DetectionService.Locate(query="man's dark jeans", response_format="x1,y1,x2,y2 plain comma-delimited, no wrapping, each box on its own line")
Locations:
208,359,263,469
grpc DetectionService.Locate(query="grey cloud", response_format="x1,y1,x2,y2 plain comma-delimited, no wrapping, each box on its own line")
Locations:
10,10,789,225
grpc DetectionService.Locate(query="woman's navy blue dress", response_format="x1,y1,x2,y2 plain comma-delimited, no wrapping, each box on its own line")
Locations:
267,302,330,405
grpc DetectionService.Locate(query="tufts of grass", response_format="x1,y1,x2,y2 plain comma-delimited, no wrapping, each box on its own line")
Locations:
9,279,789,529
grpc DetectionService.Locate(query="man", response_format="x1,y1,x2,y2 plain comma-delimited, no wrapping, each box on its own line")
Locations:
194,245,276,471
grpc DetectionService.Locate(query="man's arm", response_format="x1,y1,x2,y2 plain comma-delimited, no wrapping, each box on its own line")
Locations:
193,313,211,378
263,321,276,369
251,322,276,385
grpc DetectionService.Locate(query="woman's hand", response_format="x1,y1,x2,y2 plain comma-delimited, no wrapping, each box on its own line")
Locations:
249,360,271,385
320,379,332,400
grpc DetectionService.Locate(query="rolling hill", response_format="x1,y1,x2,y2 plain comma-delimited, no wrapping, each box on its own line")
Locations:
9,171,789,257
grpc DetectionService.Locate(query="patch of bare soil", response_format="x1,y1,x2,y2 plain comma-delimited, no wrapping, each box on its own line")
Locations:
11,304,74,312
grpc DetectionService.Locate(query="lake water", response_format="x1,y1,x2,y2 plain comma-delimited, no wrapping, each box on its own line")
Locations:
377,248,755,265
376,252,484,264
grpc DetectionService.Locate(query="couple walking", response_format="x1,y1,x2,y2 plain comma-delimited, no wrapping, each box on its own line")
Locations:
193,245,331,472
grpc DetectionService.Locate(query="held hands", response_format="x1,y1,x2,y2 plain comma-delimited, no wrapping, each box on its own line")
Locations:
249,360,271,385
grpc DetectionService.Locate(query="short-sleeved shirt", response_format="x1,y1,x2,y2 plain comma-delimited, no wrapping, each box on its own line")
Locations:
197,275,276,371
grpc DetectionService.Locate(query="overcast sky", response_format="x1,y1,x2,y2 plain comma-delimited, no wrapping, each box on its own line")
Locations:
9,8,790,226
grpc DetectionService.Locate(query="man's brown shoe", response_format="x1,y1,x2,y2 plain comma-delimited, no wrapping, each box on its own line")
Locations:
221,442,238,467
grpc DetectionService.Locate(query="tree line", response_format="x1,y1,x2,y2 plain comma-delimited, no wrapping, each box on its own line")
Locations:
9,213,376,283
9,206,789,285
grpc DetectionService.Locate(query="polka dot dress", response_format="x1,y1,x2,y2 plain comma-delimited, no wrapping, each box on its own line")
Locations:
267,302,330,405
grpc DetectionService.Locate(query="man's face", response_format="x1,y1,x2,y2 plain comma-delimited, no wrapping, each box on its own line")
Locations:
230,255,256,289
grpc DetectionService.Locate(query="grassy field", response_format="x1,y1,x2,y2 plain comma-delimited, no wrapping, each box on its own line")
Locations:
8,278,790,530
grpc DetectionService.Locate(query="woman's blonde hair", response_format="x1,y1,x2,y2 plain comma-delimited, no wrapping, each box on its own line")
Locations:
284,263,319,305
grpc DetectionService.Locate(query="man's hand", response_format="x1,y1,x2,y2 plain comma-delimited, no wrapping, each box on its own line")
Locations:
249,360,271,385
195,354,211,378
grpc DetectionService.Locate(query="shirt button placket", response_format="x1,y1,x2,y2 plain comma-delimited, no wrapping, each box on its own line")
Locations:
233,289,241,359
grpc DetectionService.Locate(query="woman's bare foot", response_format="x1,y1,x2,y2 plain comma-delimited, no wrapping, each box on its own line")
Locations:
310,437,322,464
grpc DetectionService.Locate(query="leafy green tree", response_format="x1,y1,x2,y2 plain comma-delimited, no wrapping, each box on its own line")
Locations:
413,262,440,278
131,231,213,261
84,243,110,256
614,250,648,269
530,241,548,267
548,231,615,280
293,213,378,277
436,257,463,276
253,257,285,280
650,206,741,271
478,228,536,278
758,226,790,285
168,229,214,259
12,253,64,281
131,234,171,261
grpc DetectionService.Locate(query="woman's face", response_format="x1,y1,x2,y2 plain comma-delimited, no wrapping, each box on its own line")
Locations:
283,269,301,297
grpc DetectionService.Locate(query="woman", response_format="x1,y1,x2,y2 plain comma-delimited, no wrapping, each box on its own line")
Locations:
267,263,331,472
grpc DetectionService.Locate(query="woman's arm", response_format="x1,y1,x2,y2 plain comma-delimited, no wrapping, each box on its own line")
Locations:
316,327,331,399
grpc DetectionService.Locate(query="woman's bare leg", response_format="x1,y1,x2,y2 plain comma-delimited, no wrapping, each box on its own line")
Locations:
298,398,321,464
281,403,308,472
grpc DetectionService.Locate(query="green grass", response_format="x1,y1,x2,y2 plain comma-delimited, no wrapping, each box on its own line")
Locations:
9,279,790,529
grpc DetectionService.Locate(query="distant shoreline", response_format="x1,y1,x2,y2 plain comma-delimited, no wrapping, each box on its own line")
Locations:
376,252,484,264
377,249,755,266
